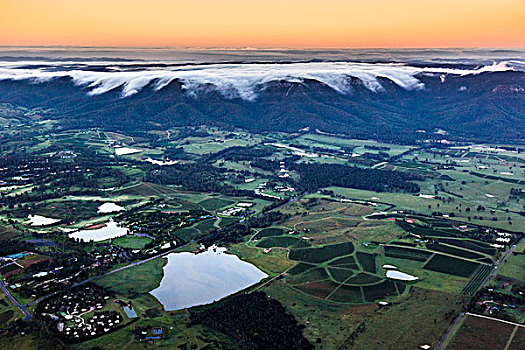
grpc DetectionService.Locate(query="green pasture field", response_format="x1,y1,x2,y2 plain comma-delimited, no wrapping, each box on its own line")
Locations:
496,238,525,281
182,136,254,154
0,333,54,350
114,182,178,197
71,313,237,350
236,177,271,191
194,218,217,232
255,227,287,238
295,134,414,156
381,256,470,293
95,258,165,297
0,293,18,326
324,175,525,231
172,227,201,242
198,197,234,211
263,280,378,349
350,288,467,350
229,243,294,275
350,222,405,243
112,236,152,250
217,216,238,227
256,236,310,249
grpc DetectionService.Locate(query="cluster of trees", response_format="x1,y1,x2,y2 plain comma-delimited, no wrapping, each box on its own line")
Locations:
163,146,185,159
364,145,391,151
0,239,32,256
201,211,287,246
206,146,273,162
3,70,525,143
0,148,131,206
145,162,261,198
361,152,389,161
467,285,524,322
190,292,313,350
145,162,229,192
292,163,422,193
251,159,280,171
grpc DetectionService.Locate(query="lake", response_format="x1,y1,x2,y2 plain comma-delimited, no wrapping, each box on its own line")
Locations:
150,247,267,311
68,219,128,242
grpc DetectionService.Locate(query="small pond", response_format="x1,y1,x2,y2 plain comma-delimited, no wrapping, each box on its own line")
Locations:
27,215,61,226
98,202,125,213
68,219,128,242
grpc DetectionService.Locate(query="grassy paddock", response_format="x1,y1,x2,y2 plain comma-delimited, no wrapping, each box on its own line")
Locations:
95,258,165,297
112,236,152,249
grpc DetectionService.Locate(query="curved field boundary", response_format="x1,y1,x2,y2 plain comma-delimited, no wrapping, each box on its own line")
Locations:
422,254,481,278
383,245,433,262
289,242,355,264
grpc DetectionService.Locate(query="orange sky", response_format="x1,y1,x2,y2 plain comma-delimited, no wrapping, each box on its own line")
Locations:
1,0,524,48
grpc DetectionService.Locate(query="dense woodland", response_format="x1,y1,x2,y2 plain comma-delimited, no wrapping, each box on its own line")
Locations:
190,292,313,350
292,163,422,192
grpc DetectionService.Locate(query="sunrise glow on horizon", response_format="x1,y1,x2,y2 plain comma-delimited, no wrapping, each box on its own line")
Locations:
2,0,525,48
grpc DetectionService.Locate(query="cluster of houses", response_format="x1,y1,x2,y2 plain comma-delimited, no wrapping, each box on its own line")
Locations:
469,281,525,321
218,202,255,217
490,231,513,249
254,181,295,200
61,310,122,339
5,240,139,300
37,285,123,340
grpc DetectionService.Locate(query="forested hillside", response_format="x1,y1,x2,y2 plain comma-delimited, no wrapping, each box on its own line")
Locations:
0,71,523,143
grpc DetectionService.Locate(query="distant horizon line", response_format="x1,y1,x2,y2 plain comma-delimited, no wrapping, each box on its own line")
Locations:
1,45,524,51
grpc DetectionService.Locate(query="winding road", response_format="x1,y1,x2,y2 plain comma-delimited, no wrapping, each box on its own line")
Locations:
434,244,518,350
24,241,195,308
0,277,31,320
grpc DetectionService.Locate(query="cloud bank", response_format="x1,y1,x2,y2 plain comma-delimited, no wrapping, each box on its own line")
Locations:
0,60,520,100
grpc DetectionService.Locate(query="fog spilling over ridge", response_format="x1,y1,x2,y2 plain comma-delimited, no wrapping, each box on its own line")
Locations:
0,59,522,100
0,49,523,142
